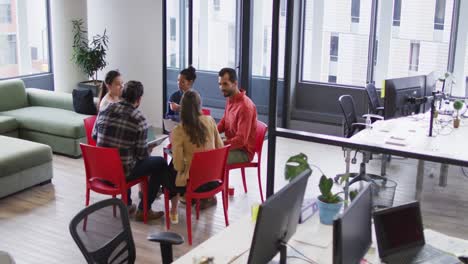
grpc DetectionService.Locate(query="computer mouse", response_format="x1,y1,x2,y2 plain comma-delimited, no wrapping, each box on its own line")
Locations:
458,255,468,264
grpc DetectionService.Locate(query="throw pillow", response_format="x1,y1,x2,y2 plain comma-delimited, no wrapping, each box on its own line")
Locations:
72,89,97,115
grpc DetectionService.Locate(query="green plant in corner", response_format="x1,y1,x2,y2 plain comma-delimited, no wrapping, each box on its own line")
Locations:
71,19,109,84
318,175,342,204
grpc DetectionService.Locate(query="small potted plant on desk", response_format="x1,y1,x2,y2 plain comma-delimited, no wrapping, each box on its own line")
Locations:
317,175,343,225
453,100,464,128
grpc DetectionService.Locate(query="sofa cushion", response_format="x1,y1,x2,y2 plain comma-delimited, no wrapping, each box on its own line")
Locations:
26,88,74,111
0,79,28,112
0,135,52,177
0,106,89,138
0,116,18,134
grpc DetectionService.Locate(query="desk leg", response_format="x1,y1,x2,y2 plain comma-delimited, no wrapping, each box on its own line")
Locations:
416,160,425,201
381,154,387,176
439,163,448,187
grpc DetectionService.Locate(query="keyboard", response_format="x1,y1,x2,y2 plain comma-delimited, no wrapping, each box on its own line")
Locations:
384,245,461,264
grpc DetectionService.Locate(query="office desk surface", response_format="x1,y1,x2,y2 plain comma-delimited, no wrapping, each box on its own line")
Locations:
174,214,468,263
350,115,468,162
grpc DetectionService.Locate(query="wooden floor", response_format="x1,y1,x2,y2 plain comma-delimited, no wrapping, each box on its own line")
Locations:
1,137,468,263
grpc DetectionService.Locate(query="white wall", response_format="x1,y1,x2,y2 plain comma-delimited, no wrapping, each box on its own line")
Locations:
87,0,163,129
50,0,88,93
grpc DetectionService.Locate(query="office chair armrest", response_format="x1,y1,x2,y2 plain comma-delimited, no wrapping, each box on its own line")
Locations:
148,232,184,245
351,123,367,130
362,114,384,120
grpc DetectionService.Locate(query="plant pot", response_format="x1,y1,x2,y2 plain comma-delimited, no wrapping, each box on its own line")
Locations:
77,80,102,97
317,196,343,225
454,117,460,128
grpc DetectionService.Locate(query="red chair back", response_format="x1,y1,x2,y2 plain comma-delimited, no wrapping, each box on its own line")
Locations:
80,144,126,187
254,121,268,159
83,116,97,146
201,108,211,116
187,146,230,193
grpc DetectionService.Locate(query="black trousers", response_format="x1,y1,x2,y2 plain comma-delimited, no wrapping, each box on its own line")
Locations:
127,156,168,210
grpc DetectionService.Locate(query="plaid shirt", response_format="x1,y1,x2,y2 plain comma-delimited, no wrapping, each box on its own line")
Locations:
92,101,149,178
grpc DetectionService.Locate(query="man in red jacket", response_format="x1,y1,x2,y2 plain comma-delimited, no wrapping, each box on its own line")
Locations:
193,68,258,210
217,67,257,164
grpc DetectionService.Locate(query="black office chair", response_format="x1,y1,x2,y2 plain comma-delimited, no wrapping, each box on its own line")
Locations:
365,83,384,116
69,198,184,264
336,95,386,186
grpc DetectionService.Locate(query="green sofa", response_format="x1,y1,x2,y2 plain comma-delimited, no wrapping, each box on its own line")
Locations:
0,79,92,157
0,135,53,198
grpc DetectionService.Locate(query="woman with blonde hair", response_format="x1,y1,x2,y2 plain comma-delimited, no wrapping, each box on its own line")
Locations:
167,90,223,224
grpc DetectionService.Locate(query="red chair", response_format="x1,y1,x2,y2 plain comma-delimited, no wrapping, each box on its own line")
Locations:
83,116,97,146
163,145,230,245
226,121,267,203
80,143,148,224
163,109,211,161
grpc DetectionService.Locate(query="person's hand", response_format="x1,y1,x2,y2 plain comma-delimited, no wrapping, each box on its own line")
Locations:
169,102,181,112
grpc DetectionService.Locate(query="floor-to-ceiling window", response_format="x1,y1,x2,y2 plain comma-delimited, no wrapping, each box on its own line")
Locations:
373,0,454,87
0,0,50,79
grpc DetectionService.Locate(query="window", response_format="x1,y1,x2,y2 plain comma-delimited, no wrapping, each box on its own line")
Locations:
374,0,453,87
280,0,286,17
170,53,177,67
170,18,176,41
409,41,420,71
0,2,11,24
0,34,16,65
330,34,339,62
0,0,50,78
351,0,360,23
31,46,38,61
328,75,337,83
251,0,286,78
193,0,237,71
213,0,220,11
166,1,181,68
393,0,401,27
302,0,370,86
434,0,446,30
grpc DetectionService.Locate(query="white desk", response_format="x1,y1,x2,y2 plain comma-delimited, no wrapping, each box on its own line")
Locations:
174,213,468,263
349,114,468,200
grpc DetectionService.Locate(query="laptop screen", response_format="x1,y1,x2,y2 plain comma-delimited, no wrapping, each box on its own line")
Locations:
373,202,425,257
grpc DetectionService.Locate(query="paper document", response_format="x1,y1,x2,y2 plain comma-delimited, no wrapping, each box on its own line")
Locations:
147,136,169,148
163,118,179,132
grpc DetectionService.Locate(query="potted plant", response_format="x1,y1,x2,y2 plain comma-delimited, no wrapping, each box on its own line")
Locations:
453,100,464,128
71,19,109,96
317,175,343,225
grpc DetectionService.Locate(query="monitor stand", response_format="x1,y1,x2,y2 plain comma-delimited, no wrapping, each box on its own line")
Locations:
278,242,287,264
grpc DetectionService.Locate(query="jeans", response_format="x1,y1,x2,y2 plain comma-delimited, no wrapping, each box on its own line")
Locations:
127,156,168,210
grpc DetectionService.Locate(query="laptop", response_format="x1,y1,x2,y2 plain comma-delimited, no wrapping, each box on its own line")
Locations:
373,201,461,264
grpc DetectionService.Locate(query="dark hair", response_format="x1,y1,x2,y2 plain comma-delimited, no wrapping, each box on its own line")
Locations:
98,70,121,103
218,67,237,83
180,90,208,147
180,66,197,82
121,80,144,104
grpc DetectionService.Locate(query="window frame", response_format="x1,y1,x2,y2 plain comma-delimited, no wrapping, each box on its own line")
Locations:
351,0,360,24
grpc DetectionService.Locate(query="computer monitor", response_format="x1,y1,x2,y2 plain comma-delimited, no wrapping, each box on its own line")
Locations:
333,183,372,264
384,75,426,119
373,201,424,257
424,71,438,112
247,169,312,264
